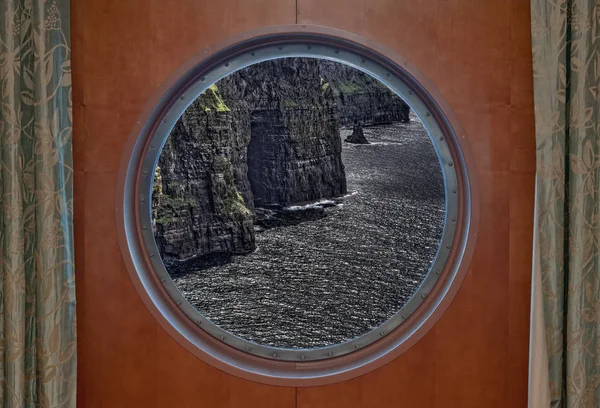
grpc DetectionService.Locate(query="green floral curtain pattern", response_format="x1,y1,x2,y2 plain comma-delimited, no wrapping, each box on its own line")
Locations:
0,1,76,407
531,0,600,406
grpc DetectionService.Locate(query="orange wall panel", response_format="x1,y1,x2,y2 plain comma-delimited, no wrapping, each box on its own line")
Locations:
72,0,534,406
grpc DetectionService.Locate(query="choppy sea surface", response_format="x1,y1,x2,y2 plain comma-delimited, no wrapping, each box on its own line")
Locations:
169,115,445,349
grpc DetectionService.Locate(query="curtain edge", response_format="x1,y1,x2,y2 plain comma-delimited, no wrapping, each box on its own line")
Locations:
528,174,551,408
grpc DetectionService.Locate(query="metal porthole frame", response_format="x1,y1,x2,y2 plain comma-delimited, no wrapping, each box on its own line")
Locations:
116,25,479,386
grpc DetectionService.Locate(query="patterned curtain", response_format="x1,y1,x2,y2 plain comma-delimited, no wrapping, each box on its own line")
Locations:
531,0,600,406
0,1,76,407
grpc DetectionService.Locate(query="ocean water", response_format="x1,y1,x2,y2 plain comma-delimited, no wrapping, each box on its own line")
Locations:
169,116,445,349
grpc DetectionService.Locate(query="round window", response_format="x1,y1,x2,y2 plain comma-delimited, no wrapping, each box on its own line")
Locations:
117,26,476,385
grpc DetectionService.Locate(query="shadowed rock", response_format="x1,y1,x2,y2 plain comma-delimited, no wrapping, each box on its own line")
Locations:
154,59,347,261
153,58,413,263
318,60,410,126
152,89,255,261
219,58,347,207
345,120,370,144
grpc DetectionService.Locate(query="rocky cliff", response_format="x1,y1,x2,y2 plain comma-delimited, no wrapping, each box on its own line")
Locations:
153,59,347,261
219,58,347,206
153,58,411,262
318,60,410,126
152,86,255,261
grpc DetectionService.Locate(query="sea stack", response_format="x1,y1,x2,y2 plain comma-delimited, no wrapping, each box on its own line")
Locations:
345,120,370,144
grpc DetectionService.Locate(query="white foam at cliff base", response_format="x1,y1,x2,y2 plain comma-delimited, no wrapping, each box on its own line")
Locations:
284,199,335,211
283,191,358,211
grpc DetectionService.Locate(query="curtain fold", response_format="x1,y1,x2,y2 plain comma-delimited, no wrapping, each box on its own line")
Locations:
529,178,552,407
0,1,76,407
530,0,600,406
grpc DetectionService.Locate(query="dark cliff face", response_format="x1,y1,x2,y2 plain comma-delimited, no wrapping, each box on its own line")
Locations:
153,87,256,261
154,59,347,261
318,60,410,126
220,58,347,206
153,58,412,262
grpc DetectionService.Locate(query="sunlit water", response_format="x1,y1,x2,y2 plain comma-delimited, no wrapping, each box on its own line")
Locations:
169,116,445,349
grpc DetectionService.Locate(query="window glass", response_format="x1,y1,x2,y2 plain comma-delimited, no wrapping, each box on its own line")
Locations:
151,57,445,349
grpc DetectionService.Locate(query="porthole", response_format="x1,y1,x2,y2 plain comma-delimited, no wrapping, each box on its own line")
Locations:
116,25,477,385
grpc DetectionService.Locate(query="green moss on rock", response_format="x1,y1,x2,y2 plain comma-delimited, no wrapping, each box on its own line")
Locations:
153,166,163,197
336,81,364,95
219,191,252,218
211,156,251,218
281,98,300,108
198,84,231,112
